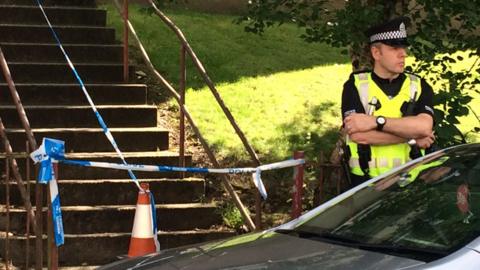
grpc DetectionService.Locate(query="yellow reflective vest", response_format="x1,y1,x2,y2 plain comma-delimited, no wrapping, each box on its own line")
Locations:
347,72,422,177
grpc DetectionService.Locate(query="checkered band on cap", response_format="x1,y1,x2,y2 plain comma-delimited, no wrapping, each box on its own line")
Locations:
370,29,407,43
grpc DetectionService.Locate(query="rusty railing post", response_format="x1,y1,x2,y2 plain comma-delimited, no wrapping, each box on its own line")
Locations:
26,141,31,269
123,0,129,82
5,155,11,270
179,45,186,178
254,191,262,230
318,152,325,205
291,151,304,219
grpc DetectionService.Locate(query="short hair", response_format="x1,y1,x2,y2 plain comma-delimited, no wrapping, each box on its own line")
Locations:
370,42,382,49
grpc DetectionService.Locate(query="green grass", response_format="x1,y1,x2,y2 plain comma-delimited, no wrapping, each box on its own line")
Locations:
103,4,479,163
185,65,349,161
104,4,348,90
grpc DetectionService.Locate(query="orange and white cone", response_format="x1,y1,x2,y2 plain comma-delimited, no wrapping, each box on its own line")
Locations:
128,183,159,257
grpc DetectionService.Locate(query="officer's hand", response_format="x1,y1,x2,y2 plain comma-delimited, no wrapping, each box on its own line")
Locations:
344,113,376,135
416,132,435,149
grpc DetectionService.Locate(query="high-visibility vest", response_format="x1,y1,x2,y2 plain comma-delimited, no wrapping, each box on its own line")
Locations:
347,72,422,177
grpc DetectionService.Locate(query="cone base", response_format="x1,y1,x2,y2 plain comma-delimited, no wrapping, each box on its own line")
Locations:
128,237,157,257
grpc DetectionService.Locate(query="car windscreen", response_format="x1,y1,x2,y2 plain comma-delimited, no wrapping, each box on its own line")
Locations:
294,144,480,261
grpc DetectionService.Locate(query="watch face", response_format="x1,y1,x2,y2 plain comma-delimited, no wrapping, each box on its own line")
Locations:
377,117,386,125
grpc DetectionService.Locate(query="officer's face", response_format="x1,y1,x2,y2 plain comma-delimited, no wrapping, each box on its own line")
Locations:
371,43,407,77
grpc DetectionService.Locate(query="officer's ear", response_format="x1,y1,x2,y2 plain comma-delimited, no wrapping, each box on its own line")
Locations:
370,43,382,60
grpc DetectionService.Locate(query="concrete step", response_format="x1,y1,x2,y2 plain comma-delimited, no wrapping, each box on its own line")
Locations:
1,127,169,152
0,24,115,44
1,203,222,234
0,105,157,128
0,6,106,26
0,83,147,105
1,178,205,206
0,229,236,266
0,151,192,179
0,43,123,63
0,0,97,7
1,62,133,84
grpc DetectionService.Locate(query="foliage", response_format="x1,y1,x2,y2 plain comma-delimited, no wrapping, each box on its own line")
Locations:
239,0,480,147
219,202,245,230
406,1,480,146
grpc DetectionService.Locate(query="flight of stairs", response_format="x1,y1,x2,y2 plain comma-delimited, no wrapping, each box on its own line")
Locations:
0,0,233,267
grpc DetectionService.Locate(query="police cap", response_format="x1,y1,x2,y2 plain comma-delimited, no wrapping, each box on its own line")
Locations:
365,17,410,47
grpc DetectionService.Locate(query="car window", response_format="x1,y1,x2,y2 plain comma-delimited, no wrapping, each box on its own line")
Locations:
296,144,480,261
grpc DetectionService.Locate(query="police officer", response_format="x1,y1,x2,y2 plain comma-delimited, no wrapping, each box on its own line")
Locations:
341,17,435,187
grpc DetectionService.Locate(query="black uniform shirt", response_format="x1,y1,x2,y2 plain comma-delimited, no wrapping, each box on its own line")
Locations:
341,71,435,120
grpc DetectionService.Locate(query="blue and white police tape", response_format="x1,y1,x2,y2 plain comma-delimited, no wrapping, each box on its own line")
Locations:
34,0,141,191
150,193,160,251
31,138,305,199
30,138,65,184
50,178,65,246
30,138,65,246
62,159,305,199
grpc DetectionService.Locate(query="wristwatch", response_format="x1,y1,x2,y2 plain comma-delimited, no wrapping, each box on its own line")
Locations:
376,116,386,131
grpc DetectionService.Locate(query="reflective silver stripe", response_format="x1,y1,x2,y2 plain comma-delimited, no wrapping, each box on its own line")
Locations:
408,74,419,100
392,158,403,167
349,157,403,168
359,82,369,112
349,158,376,169
356,73,369,112
377,158,389,168
358,73,369,80
349,158,360,168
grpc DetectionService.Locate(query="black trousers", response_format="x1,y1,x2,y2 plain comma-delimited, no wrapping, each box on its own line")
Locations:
349,173,370,188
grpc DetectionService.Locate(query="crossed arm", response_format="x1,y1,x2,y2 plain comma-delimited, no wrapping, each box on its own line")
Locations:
344,113,434,148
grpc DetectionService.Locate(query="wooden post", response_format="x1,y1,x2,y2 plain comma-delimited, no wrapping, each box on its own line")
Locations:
291,151,304,219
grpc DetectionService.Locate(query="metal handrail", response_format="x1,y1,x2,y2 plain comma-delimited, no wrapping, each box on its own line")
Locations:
0,47,44,269
145,0,264,227
113,0,257,231
146,0,268,228
147,0,262,165
148,0,261,228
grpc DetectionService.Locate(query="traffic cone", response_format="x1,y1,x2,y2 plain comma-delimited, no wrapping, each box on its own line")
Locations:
128,183,157,257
